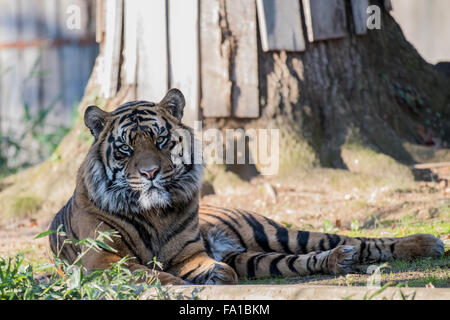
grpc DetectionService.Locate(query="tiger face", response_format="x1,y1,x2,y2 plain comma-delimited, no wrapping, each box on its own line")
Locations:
82,89,202,214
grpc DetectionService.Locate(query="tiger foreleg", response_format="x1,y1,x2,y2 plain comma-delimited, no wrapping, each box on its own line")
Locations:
167,252,238,285
339,234,444,263
81,250,187,285
223,245,358,279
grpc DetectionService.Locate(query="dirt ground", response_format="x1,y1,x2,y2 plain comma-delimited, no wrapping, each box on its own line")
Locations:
0,165,449,288
201,165,450,234
202,172,449,231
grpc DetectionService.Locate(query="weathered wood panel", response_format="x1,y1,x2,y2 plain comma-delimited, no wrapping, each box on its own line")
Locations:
81,2,98,99
168,0,199,127
19,0,40,115
0,0,98,140
136,0,168,102
384,0,393,11
123,0,138,87
41,0,64,124
96,0,104,43
226,0,259,118
302,0,347,42
256,0,305,52
351,0,369,35
0,0,21,136
100,0,122,99
59,0,83,111
200,0,231,118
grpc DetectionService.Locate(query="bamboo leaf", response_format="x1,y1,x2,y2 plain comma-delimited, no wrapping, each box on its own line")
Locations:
34,229,56,239
96,240,118,253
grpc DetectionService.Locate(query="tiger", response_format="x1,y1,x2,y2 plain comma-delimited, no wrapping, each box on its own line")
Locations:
49,88,445,285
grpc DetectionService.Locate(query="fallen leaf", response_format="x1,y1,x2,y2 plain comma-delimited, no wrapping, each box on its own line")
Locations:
29,218,38,227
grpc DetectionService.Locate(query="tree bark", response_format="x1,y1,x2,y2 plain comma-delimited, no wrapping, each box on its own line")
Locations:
206,0,450,175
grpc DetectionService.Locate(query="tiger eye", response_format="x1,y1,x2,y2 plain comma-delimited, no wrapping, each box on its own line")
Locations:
119,145,131,154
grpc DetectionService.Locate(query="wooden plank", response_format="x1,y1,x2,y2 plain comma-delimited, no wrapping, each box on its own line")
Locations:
384,0,393,11
302,0,347,42
41,0,64,125
411,162,450,170
79,0,96,102
123,0,138,86
351,0,369,35
168,0,199,127
19,0,40,115
0,0,21,138
59,0,85,111
200,0,231,118
136,0,168,102
256,0,305,52
226,0,259,118
101,0,123,99
96,0,104,43
84,0,99,99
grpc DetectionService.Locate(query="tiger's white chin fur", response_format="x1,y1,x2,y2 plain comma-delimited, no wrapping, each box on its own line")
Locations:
138,188,171,209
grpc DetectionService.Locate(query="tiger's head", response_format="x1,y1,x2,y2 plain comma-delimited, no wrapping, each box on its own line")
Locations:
80,89,202,214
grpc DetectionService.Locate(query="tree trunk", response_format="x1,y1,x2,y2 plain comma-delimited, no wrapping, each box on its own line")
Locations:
209,0,450,173
0,0,449,222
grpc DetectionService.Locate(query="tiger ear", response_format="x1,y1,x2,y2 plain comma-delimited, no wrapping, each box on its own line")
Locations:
159,88,185,121
84,105,108,140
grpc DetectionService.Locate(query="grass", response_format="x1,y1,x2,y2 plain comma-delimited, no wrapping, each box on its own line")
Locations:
339,201,450,238
239,255,449,288
241,207,450,288
341,143,415,185
1,204,449,299
0,227,164,300
10,195,43,220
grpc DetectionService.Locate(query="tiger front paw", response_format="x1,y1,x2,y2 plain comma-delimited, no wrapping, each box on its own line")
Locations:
204,262,238,285
327,245,358,275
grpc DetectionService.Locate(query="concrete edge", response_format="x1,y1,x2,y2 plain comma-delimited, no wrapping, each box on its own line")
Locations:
140,284,450,300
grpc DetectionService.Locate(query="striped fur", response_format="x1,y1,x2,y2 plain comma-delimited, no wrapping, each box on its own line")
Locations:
49,89,444,285
199,206,444,279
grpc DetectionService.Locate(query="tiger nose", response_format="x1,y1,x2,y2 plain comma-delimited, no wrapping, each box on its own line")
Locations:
139,166,160,180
